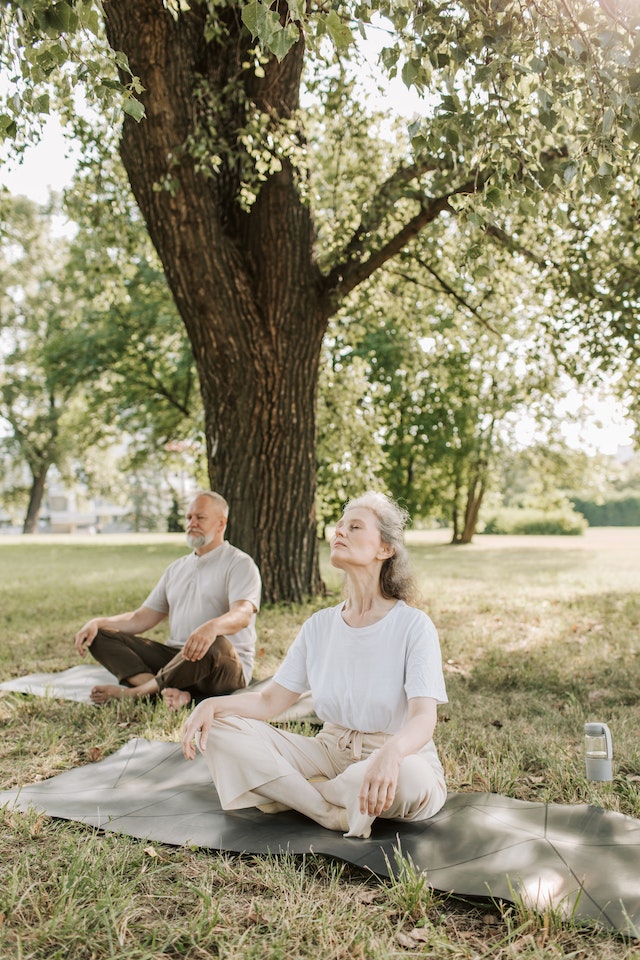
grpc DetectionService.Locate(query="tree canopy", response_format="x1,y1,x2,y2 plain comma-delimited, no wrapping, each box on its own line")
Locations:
1,1,639,599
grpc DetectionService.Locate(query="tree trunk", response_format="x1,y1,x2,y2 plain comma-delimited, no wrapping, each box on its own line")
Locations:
450,471,462,543
458,473,485,544
23,466,49,534
104,1,325,602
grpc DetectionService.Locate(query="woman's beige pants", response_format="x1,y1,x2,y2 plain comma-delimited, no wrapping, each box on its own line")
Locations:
203,717,447,824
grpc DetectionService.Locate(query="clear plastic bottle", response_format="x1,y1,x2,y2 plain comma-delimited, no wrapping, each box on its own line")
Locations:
584,722,613,781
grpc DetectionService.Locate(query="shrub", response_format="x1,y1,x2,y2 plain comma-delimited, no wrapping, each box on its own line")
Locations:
571,496,640,527
482,506,587,536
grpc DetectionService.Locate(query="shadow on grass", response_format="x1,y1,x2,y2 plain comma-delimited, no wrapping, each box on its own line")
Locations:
461,588,640,706
409,542,592,586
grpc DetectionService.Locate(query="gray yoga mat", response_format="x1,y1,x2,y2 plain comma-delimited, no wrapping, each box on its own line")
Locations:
0,665,316,722
1,737,638,938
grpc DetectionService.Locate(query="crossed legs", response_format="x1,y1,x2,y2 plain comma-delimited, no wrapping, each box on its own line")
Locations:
201,716,445,838
86,629,245,708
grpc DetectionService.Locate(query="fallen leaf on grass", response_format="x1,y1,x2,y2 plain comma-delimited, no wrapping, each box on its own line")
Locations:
396,926,431,947
482,913,501,926
144,845,158,858
29,816,46,837
87,746,103,762
246,902,274,926
588,689,612,702
355,888,383,904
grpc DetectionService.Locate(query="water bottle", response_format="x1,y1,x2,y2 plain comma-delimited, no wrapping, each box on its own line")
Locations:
584,722,613,781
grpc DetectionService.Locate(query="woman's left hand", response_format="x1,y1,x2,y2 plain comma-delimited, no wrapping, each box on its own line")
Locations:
358,747,401,816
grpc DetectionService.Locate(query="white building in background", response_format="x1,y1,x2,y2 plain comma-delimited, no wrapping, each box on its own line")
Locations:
42,486,131,534
0,455,199,535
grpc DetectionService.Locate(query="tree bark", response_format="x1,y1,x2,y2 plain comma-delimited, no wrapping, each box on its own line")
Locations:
23,466,49,534
459,473,485,544
103,0,325,601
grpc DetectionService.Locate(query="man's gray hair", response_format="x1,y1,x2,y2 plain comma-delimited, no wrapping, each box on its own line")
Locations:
191,490,229,518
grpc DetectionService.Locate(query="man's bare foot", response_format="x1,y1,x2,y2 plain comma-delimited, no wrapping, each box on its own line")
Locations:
90,684,132,704
163,688,192,711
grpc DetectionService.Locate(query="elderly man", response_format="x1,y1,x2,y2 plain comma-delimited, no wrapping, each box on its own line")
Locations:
74,491,261,710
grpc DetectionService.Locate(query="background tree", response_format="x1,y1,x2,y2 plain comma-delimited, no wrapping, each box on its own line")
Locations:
0,176,203,530
59,137,202,466
2,1,639,598
326,209,566,542
0,196,90,531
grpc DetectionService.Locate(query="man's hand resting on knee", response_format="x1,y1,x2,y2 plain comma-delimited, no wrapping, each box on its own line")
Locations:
181,625,217,662
181,602,255,662
75,619,100,657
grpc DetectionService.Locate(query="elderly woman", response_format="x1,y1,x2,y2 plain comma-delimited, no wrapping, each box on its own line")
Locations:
182,492,448,838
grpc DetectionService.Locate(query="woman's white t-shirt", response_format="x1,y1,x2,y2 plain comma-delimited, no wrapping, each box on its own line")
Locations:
274,600,447,734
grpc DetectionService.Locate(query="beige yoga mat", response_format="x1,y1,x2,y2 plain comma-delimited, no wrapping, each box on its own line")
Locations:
0,665,317,722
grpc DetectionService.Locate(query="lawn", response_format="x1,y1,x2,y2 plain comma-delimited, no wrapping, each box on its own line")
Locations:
1,528,639,959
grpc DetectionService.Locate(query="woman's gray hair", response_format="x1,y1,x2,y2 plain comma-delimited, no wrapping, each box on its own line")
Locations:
344,491,418,604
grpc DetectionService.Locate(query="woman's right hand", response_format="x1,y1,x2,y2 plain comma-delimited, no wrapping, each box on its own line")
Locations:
181,698,216,760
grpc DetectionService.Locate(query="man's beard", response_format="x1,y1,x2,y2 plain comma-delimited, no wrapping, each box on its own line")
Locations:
186,532,214,550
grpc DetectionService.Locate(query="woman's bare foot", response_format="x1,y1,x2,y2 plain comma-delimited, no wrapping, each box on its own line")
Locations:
322,805,350,834
315,779,375,838
90,684,131,704
163,688,192,711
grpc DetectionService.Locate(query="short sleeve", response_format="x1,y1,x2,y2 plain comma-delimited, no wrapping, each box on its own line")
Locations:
403,612,448,704
227,553,262,612
273,623,311,694
143,570,170,615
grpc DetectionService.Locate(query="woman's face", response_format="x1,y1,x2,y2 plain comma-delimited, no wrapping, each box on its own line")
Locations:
330,507,392,570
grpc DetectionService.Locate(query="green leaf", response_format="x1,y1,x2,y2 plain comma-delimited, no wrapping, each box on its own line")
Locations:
0,116,18,139
602,106,615,137
242,1,282,48
122,97,145,122
286,0,305,20
241,1,261,39
33,93,50,114
484,186,502,207
326,10,354,51
114,51,132,76
401,59,419,88
269,22,300,62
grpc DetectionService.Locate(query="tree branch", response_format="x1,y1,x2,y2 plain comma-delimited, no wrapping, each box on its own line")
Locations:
335,157,444,265
321,170,490,312
387,260,501,336
484,222,553,269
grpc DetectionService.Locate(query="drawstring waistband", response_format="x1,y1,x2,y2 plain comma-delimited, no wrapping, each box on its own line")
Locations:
335,727,364,760
321,722,394,762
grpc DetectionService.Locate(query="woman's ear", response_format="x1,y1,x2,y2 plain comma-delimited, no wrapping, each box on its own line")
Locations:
378,542,395,560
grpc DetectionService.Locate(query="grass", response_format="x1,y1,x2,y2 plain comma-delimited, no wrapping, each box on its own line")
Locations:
1,527,640,958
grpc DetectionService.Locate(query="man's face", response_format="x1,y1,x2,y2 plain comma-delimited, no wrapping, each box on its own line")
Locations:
185,497,226,551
